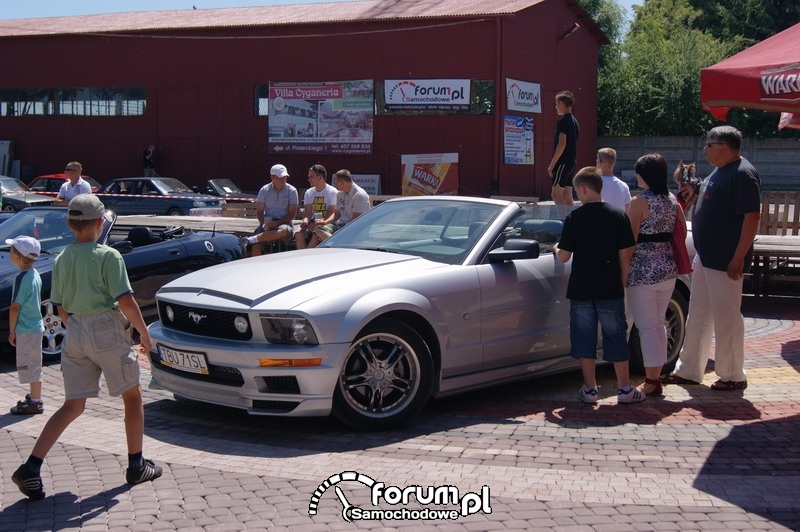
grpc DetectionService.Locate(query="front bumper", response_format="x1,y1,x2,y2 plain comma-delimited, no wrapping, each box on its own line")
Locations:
148,321,348,417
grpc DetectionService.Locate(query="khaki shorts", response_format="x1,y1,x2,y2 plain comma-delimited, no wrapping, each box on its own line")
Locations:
15,331,43,384
61,308,140,400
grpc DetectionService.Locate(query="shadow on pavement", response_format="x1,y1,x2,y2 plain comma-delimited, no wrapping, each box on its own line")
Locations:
1,485,131,531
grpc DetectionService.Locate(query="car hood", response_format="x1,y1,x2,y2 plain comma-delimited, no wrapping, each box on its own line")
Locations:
157,248,451,310
4,192,54,203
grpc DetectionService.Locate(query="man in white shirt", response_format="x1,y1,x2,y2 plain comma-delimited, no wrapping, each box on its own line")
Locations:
596,148,631,212
314,169,371,244
55,161,93,206
296,164,338,249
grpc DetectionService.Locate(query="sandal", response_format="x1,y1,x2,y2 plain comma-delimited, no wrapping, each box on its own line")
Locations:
710,379,747,391
642,378,663,397
661,373,700,386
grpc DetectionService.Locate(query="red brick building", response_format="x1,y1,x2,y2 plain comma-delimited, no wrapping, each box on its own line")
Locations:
0,0,606,198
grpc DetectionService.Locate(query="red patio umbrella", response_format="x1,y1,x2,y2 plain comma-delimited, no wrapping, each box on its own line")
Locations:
701,22,800,121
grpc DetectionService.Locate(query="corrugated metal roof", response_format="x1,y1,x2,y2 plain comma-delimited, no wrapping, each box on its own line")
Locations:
0,0,549,38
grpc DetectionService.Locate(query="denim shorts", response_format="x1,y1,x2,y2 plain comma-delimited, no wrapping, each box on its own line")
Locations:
569,298,630,362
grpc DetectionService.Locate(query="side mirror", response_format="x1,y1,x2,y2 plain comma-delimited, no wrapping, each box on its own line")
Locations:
487,239,540,263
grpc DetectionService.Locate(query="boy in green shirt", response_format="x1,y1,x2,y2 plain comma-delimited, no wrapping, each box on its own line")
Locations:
12,195,162,500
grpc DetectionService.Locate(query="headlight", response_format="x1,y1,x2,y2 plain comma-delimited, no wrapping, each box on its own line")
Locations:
261,315,319,345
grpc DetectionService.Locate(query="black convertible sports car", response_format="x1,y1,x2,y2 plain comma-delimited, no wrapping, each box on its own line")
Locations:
0,206,244,356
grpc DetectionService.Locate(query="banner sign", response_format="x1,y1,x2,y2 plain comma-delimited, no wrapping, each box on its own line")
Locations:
506,78,541,113
385,79,471,110
401,153,459,196
503,115,534,165
352,174,382,196
268,80,373,155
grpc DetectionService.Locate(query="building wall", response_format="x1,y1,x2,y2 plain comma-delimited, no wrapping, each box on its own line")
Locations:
500,2,601,198
0,2,600,198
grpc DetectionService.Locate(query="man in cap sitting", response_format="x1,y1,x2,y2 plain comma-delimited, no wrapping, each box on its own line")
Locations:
241,164,299,256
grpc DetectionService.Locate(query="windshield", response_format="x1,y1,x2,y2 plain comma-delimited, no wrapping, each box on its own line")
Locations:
209,179,242,194
0,208,113,254
320,199,505,265
155,178,194,194
0,178,28,193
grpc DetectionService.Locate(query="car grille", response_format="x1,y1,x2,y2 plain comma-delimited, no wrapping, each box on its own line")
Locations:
158,301,253,341
149,351,245,387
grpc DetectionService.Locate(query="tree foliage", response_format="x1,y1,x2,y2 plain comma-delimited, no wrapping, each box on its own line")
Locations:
580,0,800,137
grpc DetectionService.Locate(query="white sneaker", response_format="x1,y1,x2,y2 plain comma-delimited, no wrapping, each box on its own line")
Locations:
618,386,645,404
578,386,598,404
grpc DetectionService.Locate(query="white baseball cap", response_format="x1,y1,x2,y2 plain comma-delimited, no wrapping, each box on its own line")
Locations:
6,235,41,260
270,164,289,178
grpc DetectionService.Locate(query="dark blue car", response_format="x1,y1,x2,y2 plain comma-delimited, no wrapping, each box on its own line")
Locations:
0,206,244,356
97,177,224,216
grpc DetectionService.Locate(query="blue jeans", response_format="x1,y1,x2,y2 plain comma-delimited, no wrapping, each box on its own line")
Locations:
569,298,630,363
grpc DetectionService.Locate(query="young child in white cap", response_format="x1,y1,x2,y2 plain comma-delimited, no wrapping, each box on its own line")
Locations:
6,235,45,415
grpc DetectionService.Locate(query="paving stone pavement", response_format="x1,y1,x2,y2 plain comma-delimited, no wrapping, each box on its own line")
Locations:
0,295,798,531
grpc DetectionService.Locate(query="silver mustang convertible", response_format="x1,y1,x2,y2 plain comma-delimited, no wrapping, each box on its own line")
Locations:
148,196,690,429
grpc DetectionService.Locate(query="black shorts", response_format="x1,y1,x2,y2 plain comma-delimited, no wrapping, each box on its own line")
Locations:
552,163,576,188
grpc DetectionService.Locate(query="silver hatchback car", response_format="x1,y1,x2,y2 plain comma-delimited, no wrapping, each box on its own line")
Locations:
148,196,690,429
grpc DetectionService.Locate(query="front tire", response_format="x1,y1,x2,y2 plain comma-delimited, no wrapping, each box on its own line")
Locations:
629,287,689,375
333,319,433,430
41,298,66,357
2,204,16,212
167,207,183,216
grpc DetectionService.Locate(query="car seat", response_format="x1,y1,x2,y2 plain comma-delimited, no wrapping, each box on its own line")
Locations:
520,219,563,246
127,226,156,247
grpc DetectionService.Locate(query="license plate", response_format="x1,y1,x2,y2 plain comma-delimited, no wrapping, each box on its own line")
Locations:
158,345,209,375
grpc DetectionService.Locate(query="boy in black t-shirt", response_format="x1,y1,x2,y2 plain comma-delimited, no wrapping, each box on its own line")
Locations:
554,167,644,404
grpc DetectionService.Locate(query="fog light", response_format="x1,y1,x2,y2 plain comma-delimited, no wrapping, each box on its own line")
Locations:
234,315,249,334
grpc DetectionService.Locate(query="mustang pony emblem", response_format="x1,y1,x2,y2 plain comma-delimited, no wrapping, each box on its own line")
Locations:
188,312,207,325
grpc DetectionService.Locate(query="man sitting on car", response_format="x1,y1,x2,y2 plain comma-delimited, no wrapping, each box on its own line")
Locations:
241,164,299,256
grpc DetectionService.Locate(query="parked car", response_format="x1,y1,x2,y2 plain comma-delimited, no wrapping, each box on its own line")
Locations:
96,177,224,216
27,173,102,195
0,176,56,212
148,196,692,430
196,179,256,202
0,206,244,357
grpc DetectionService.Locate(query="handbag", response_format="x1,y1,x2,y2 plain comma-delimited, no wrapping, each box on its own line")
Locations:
670,205,692,274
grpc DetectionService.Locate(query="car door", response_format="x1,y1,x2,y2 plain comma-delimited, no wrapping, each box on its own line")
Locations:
122,235,191,301
477,251,572,371
477,212,574,372
100,180,138,215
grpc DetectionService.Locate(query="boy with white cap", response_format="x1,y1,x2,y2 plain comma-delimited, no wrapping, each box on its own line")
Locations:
12,194,161,500
7,235,45,416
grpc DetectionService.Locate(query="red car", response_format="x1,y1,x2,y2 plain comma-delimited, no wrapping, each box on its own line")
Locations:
27,174,102,196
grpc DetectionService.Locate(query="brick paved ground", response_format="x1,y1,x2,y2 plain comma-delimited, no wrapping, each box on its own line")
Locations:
0,295,798,531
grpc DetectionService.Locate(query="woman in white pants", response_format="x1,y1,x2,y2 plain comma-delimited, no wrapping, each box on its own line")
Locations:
626,154,685,396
